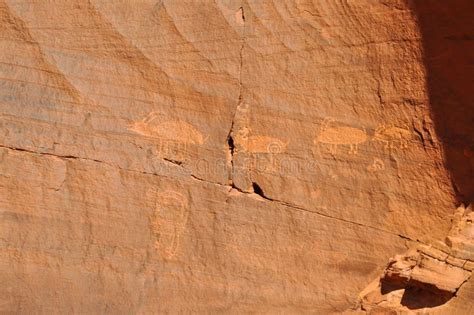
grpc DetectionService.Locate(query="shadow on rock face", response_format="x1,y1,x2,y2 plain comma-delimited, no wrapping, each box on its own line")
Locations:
400,285,453,310
410,0,474,204
381,281,453,309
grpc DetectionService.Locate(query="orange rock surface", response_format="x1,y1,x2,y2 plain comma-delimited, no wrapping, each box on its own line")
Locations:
0,0,472,313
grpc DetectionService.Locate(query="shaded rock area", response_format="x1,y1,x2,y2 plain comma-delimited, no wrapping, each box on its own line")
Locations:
0,0,472,313
410,0,474,205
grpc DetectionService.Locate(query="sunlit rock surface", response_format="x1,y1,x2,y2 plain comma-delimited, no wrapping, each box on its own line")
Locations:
0,0,472,313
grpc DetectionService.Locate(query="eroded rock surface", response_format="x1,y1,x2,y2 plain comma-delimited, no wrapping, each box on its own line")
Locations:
356,205,473,313
0,0,472,313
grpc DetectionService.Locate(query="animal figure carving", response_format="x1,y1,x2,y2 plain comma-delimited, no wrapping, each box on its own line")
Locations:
245,136,289,154
315,118,368,154
128,112,206,159
243,135,289,173
129,112,205,144
151,191,189,259
373,124,413,150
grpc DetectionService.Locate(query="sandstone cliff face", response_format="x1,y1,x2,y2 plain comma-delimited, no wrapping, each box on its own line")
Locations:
0,0,472,313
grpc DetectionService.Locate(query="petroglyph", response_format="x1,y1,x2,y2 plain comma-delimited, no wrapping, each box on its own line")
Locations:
151,191,189,259
129,112,206,160
129,112,205,144
315,118,368,154
367,158,385,173
245,135,289,173
245,136,289,154
229,103,289,174
373,124,413,150
231,103,251,147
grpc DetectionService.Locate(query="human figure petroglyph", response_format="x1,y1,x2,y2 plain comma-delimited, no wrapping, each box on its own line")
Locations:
128,112,206,160
373,124,413,150
315,118,368,154
151,191,189,259
231,103,251,146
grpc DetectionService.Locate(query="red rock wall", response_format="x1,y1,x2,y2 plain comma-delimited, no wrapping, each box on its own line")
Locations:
0,0,471,313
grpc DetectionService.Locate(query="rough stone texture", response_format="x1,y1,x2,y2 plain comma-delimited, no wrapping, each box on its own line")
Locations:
356,205,473,313
0,0,472,313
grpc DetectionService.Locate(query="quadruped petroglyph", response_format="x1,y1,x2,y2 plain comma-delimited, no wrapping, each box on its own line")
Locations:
315,118,368,154
314,119,417,158
129,112,206,160
242,135,289,173
245,136,289,154
373,124,413,150
151,190,189,259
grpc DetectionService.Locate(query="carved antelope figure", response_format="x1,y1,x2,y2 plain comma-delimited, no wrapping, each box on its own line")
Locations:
244,135,289,172
129,112,207,159
128,112,206,145
315,118,368,154
373,124,413,150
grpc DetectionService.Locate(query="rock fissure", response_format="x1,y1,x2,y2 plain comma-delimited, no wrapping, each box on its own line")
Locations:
0,144,106,165
226,3,246,188
0,144,423,243
163,157,183,166
1,1,473,312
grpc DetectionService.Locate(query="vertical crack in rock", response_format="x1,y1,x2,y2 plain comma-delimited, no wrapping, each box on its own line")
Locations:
226,125,236,186
226,4,246,188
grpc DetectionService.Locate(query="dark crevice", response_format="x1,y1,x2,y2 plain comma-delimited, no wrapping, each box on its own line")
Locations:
226,126,235,185
252,182,265,197
379,280,456,310
239,6,245,22
379,272,468,310
0,144,103,163
163,157,183,166
226,4,246,186
227,134,235,157
400,285,454,310
1,144,418,242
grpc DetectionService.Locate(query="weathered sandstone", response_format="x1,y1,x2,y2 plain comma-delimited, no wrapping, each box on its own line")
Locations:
0,0,472,313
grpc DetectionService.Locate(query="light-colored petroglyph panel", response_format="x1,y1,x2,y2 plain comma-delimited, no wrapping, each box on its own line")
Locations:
128,112,206,160
150,190,189,259
373,124,414,150
245,136,289,154
129,112,205,144
244,135,289,174
314,118,368,155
